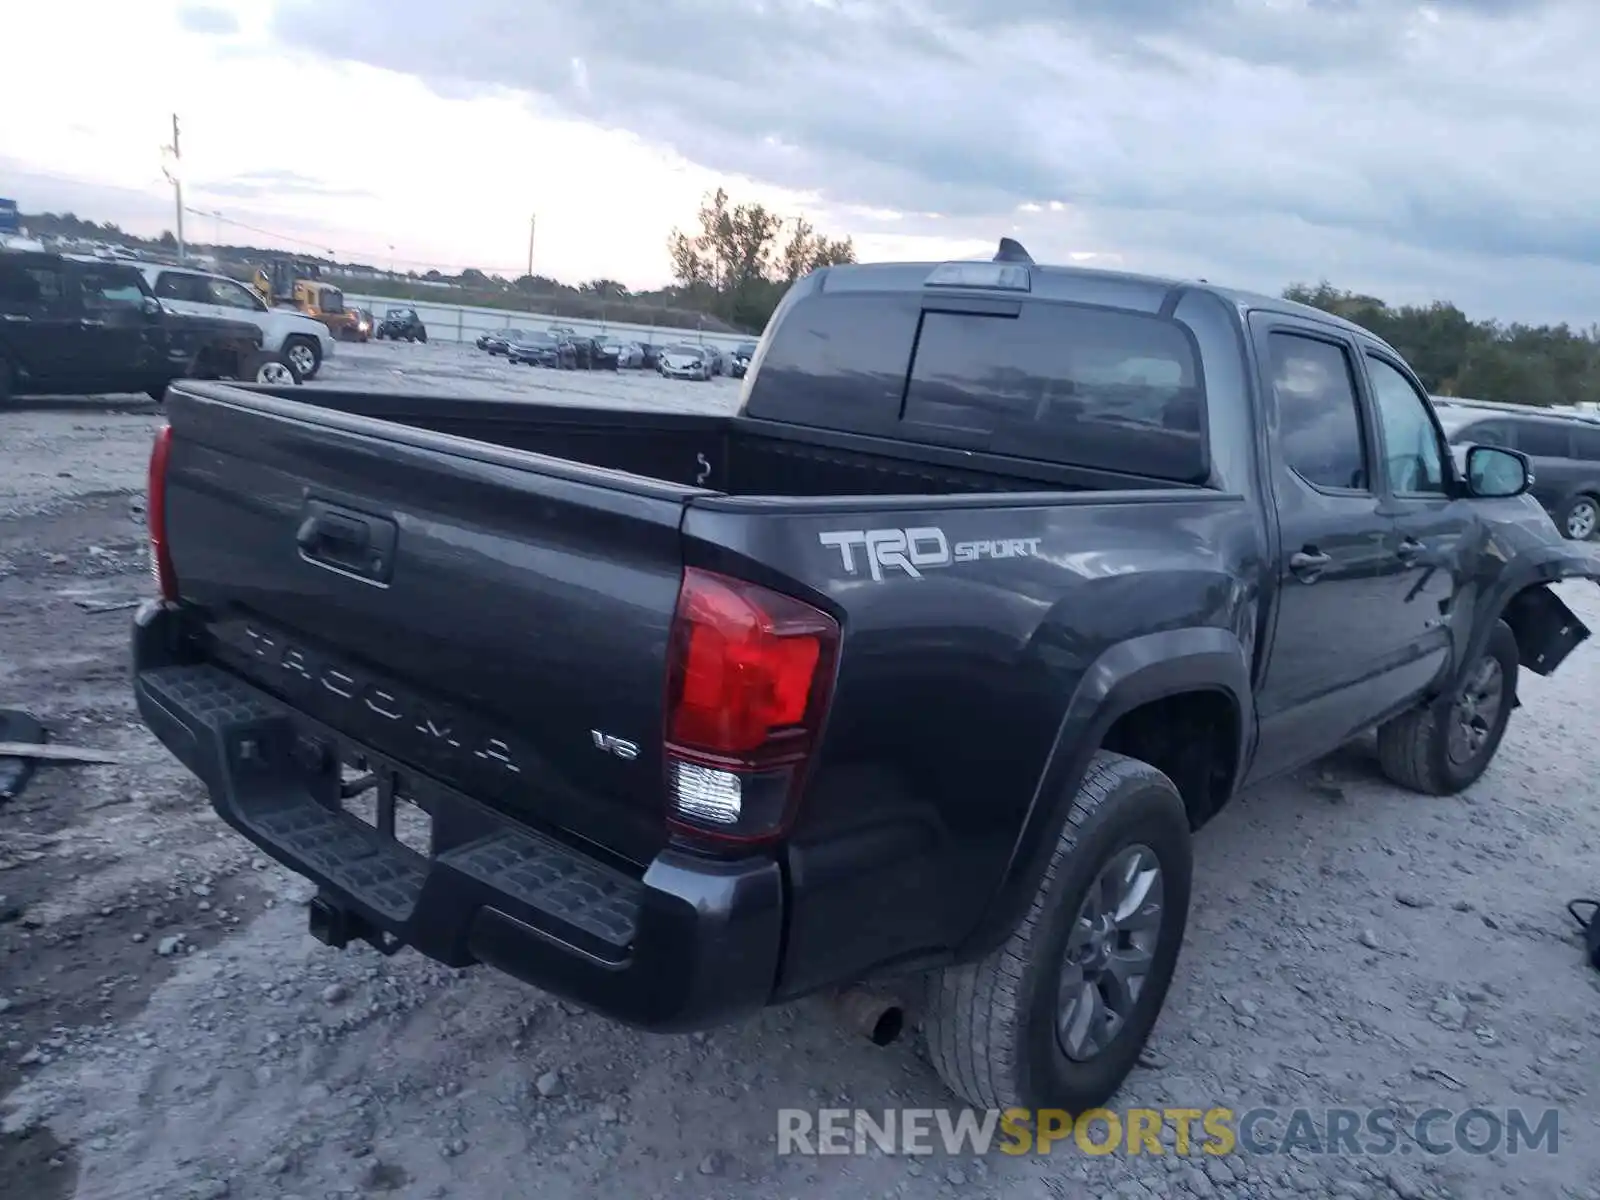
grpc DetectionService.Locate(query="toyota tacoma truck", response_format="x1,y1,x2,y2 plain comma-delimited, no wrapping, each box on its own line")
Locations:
131,241,1599,1112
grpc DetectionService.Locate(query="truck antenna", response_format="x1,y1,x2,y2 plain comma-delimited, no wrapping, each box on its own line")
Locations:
994,237,1034,265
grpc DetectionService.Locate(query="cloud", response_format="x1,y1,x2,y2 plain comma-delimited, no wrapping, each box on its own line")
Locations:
176,3,240,36
196,168,372,201
258,0,1600,322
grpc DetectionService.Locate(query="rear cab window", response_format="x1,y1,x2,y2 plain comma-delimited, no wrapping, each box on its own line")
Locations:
1515,420,1573,459
743,278,1210,484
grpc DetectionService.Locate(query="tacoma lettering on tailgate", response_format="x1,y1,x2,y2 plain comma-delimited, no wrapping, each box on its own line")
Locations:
214,621,522,776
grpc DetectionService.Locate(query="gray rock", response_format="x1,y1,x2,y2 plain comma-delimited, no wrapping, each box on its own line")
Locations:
321,983,349,1005
698,1150,728,1176
1431,994,1469,1029
187,1181,229,1200
535,1071,563,1098
1357,929,1381,950
156,935,184,956
261,1155,289,1176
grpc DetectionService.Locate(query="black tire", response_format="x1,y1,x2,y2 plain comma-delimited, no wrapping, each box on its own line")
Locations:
923,751,1192,1111
0,355,12,404
1376,619,1519,795
1558,494,1599,541
283,336,321,381
417,329,427,344
146,384,168,403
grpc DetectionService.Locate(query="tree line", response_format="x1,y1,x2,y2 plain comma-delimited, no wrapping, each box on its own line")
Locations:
666,189,857,332
1284,282,1600,408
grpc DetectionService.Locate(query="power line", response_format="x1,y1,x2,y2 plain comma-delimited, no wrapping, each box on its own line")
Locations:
182,206,535,275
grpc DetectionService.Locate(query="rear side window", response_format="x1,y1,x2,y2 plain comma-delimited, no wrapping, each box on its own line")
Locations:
1571,425,1600,461
154,272,207,303
1461,420,1513,448
0,259,63,312
1266,332,1369,492
1515,420,1572,458
901,306,1205,481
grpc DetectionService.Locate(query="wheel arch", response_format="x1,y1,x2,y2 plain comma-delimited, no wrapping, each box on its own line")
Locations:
957,626,1253,960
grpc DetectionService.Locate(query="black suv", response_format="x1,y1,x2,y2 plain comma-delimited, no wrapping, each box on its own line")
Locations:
1433,398,1600,540
0,251,288,402
377,307,428,342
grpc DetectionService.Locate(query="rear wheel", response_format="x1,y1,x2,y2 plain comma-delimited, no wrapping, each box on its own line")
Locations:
417,329,428,344
923,751,1192,1111
1376,620,1518,795
284,336,321,380
1559,494,1598,541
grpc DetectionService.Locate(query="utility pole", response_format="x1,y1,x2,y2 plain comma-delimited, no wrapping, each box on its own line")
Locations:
161,113,185,262
527,214,536,279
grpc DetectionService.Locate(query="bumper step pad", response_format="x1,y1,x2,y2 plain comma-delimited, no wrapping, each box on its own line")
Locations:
138,663,642,947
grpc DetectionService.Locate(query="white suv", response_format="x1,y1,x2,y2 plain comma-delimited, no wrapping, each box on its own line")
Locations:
136,264,335,381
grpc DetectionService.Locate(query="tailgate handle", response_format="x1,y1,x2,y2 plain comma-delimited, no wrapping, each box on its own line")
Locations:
296,500,397,583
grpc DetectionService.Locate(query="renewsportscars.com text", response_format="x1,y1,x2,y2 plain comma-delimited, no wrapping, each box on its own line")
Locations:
777,1107,1562,1158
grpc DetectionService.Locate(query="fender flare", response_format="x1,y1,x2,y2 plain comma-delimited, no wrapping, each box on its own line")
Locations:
957,626,1254,960
1454,544,1598,690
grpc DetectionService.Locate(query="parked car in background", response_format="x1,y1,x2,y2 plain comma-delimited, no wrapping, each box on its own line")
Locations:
1,250,295,402
556,336,619,371
599,339,643,369
699,344,726,376
658,342,713,381
729,341,758,379
637,343,663,370
1433,396,1600,540
137,261,334,381
483,328,526,356
548,325,577,340
507,331,560,367
476,328,510,351
376,307,428,343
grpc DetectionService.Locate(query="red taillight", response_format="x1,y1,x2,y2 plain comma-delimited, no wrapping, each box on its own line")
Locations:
663,568,838,844
147,424,179,601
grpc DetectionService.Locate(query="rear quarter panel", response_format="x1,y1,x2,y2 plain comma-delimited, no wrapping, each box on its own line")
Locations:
682,490,1263,997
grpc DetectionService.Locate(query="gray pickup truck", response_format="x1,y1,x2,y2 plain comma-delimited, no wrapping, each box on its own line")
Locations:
132,242,1598,1111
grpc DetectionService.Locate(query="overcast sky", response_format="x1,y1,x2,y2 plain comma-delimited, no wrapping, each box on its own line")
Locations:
2,0,1593,324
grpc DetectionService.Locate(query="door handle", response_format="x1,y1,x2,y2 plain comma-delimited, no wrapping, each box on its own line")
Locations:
295,499,397,583
1288,548,1332,582
1396,537,1424,563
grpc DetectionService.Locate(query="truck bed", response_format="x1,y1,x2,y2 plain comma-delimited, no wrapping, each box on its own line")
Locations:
283,388,1199,498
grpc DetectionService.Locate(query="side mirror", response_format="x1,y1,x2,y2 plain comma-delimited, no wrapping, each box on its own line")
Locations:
1464,445,1532,498
141,296,163,318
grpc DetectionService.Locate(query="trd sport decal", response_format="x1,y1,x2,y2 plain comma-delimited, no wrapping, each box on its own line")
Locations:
818,527,1041,581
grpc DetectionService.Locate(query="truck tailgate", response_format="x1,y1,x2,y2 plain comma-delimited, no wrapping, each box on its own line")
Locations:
159,385,699,866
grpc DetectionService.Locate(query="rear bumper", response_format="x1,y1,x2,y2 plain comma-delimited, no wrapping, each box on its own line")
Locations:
130,601,783,1032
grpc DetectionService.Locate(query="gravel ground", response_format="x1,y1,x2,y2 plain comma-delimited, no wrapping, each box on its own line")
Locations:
3,343,1600,1200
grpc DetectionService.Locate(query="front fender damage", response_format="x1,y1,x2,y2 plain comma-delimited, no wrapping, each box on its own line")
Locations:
1500,550,1600,677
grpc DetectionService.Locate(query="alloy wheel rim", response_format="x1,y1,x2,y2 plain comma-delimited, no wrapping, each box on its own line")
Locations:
1055,844,1164,1062
1448,656,1504,765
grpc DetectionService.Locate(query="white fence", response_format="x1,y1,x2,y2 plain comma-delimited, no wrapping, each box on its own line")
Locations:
345,294,757,353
